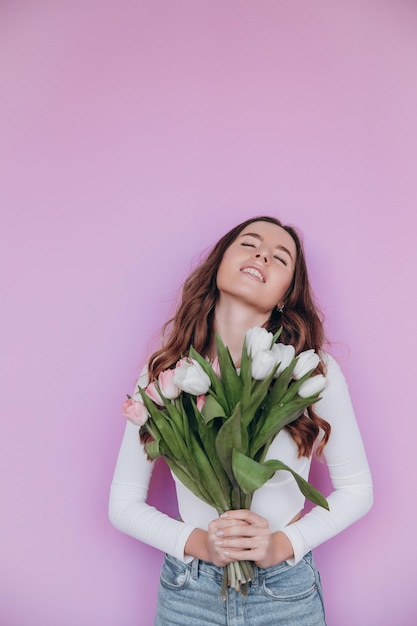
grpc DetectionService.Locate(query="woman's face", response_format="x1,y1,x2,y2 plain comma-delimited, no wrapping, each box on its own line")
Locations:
216,221,297,315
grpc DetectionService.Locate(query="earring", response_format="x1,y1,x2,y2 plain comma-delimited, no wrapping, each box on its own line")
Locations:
277,304,284,313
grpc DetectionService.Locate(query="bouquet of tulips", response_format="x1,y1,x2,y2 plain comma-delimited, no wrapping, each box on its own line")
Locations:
122,326,329,598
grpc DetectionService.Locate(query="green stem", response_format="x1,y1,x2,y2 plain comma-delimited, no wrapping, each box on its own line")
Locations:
221,567,228,600
232,485,241,510
240,559,254,583
229,562,237,590
242,492,253,510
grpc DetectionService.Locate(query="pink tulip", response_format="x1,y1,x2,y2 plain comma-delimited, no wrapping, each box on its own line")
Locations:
158,369,181,400
196,394,206,411
121,398,149,426
145,381,165,406
175,357,191,368
211,357,221,378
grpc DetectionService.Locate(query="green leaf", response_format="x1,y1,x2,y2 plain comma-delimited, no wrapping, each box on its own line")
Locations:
186,433,231,511
215,333,243,410
138,388,188,462
270,327,283,345
152,401,211,502
239,336,250,386
176,396,231,509
145,438,162,460
263,459,329,509
240,368,278,426
232,449,269,493
278,368,317,404
164,457,209,504
232,451,329,510
249,401,309,456
174,397,192,447
159,393,185,436
263,359,297,412
189,346,229,411
198,418,232,505
201,394,226,423
215,403,248,484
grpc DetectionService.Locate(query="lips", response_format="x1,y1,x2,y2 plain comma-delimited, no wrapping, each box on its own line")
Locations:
241,266,265,282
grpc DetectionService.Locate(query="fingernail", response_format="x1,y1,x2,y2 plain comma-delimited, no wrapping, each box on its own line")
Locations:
216,530,224,537
220,513,228,518
214,541,223,546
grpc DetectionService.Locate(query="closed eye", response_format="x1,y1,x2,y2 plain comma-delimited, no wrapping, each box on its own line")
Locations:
274,255,287,266
241,242,256,248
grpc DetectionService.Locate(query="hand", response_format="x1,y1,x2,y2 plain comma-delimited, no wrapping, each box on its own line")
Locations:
207,509,293,568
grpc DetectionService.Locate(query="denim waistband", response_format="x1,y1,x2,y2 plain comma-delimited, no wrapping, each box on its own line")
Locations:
185,555,308,587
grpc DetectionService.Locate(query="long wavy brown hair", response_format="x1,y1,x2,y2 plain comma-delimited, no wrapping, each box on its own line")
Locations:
148,216,331,457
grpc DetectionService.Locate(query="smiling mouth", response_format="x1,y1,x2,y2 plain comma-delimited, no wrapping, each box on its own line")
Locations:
241,267,265,282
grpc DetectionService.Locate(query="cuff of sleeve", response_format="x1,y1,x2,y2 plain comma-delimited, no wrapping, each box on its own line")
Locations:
280,524,307,566
172,522,198,563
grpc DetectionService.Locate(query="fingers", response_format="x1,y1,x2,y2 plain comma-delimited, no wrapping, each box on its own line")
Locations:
207,510,272,565
208,510,269,542
220,509,269,527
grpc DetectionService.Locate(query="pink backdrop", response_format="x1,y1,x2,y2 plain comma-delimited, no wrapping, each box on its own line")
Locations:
1,1,416,624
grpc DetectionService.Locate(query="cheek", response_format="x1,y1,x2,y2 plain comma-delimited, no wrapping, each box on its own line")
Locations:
284,273,294,293
216,260,224,283
272,272,294,301
215,264,226,292
285,268,296,294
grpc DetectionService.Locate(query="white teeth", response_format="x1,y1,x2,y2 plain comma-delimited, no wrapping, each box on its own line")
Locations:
241,267,264,282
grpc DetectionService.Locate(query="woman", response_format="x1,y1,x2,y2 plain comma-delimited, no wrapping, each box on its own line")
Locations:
109,216,373,625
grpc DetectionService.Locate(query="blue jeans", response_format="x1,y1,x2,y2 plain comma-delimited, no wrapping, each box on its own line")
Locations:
154,552,326,625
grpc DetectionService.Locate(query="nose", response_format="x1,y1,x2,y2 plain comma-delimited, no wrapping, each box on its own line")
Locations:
255,250,269,264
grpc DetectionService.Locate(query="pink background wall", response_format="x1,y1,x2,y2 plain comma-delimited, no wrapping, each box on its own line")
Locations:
1,1,416,624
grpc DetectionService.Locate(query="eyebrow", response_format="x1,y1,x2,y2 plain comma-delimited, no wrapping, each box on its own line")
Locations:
239,232,294,261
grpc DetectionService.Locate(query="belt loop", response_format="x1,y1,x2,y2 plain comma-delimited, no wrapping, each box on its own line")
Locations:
191,558,199,580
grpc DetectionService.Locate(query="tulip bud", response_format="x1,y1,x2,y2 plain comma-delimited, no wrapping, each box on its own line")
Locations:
297,374,327,398
121,398,149,426
251,349,277,380
271,342,295,377
292,349,321,380
211,357,221,378
245,327,273,357
145,381,165,406
196,394,206,411
173,359,211,395
158,369,181,400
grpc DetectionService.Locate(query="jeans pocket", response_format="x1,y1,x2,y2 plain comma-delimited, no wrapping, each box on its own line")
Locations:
261,558,318,601
159,555,191,591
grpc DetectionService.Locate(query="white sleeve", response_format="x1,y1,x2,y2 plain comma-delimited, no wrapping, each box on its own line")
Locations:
281,354,373,565
108,375,197,562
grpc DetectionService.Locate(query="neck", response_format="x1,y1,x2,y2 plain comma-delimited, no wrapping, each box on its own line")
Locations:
214,298,270,365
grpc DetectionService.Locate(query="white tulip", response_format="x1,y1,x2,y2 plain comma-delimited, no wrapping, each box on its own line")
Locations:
297,374,327,398
173,359,211,395
251,349,277,380
271,342,295,376
292,349,321,380
245,327,273,357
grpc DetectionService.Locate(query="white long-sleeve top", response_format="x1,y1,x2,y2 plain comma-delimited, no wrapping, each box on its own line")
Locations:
109,353,373,565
